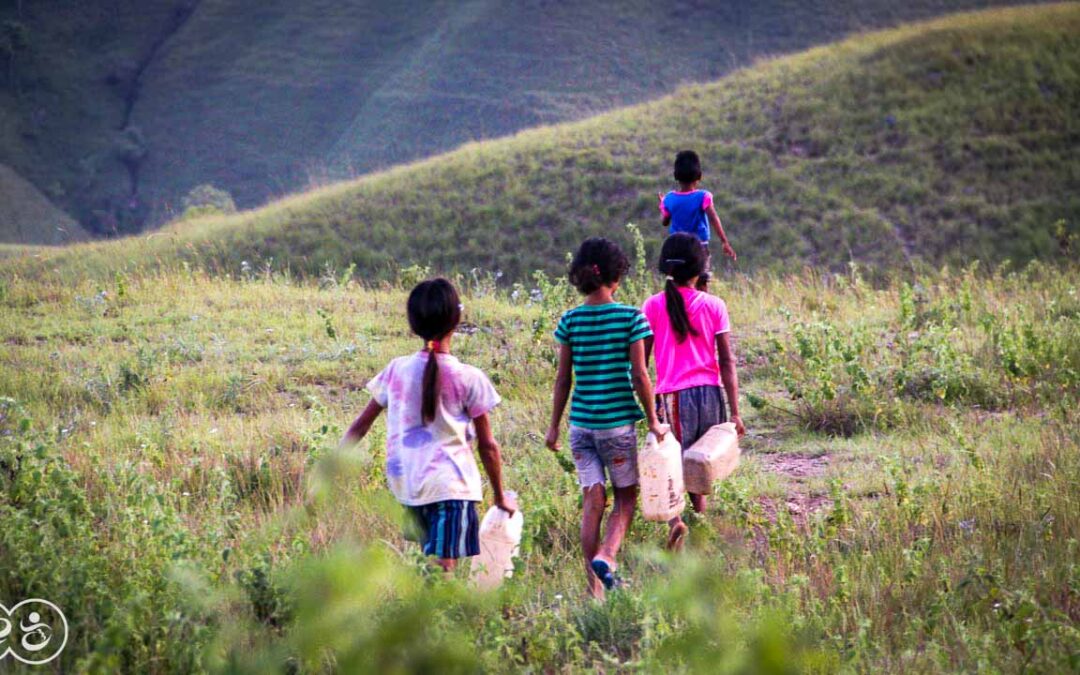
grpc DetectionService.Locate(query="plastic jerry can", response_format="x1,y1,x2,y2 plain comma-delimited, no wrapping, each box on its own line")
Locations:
638,426,685,521
682,423,741,495
470,493,523,590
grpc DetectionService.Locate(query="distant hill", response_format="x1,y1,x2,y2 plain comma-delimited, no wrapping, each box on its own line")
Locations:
9,5,1080,281
0,0,1040,239
0,163,86,245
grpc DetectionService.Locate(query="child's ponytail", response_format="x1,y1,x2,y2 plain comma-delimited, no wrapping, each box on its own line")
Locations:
664,276,696,342
421,340,441,424
658,233,707,343
407,279,462,425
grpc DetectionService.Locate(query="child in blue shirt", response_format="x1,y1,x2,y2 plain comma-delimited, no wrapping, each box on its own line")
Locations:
658,150,736,288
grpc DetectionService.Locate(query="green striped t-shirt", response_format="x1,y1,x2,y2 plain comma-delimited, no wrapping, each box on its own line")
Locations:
554,302,653,430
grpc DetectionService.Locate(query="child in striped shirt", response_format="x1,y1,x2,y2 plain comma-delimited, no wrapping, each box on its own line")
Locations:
544,237,665,599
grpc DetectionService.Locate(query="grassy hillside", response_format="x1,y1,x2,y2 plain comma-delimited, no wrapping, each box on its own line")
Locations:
0,0,1039,237
1,257,1077,670
0,163,87,244
0,1,190,236
9,4,1078,281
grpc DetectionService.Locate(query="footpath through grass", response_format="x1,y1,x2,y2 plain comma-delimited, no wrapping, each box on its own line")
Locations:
1,255,1077,672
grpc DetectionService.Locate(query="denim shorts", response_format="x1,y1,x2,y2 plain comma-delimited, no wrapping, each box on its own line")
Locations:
568,423,639,489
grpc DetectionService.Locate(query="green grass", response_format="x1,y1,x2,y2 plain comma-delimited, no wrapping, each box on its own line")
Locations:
0,0,1047,238
2,5,1078,672
1,248,1078,671
9,4,1078,281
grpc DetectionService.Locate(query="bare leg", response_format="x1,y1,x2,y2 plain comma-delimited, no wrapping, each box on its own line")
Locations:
435,558,457,573
595,485,638,564
667,515,688,552
581,484,607,599
690,492,708,513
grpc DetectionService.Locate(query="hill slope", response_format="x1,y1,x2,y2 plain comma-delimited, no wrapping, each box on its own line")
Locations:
0,0,1040,237
10,4,1080,280
0,163,86,245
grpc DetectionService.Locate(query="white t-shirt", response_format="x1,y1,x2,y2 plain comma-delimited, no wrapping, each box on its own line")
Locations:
366,352,501,506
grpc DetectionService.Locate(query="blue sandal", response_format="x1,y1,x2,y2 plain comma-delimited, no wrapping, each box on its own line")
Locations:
590,558,620,590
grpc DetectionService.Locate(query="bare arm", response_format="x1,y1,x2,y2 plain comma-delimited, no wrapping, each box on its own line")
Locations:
338,399,383,449
545,343,573,451
474,413,515,514
706,205,736,261
629,339,665,438
716,333,746,435
658,192,672,229
643,335,654,368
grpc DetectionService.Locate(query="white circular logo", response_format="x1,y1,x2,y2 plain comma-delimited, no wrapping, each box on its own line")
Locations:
0,599,68,665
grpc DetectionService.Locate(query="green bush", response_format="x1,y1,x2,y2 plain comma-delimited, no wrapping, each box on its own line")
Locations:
0,399,213,672
181,184,238,221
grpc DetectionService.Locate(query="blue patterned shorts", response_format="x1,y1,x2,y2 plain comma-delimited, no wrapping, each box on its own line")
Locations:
406,500,480,559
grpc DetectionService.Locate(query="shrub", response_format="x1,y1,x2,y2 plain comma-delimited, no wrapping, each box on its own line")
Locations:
180,184,238,220
0,400,212,672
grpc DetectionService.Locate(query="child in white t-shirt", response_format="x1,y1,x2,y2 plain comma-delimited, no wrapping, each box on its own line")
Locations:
339,278,516,572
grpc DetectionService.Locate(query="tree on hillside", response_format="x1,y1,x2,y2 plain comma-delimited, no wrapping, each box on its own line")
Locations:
181,184,237,220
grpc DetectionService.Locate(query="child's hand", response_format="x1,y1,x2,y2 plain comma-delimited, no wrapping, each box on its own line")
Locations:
648,421,668,441
544,425,561,452
731,415,746,437
495,492,518,515
722,241,737,261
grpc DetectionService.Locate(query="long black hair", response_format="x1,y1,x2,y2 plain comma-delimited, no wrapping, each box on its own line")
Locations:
568,237,630,295
407,278,462,424
658,233,707,342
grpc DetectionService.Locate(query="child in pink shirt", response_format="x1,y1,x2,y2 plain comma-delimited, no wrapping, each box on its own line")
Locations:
642,233,745,550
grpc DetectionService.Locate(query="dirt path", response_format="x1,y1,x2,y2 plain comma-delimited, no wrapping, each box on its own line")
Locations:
756,452,833,525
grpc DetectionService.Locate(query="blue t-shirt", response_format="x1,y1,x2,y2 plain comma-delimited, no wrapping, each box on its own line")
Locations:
660,189,713,242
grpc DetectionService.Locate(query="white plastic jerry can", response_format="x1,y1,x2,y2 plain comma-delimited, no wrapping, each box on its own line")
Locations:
682,422,741,495
638,426,685,521
470,493,523,590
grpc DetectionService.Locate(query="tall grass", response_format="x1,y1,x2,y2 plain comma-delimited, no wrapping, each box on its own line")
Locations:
1,249,1077,671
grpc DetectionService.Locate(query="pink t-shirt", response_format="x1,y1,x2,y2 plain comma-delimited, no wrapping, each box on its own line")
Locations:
642,287,731,394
